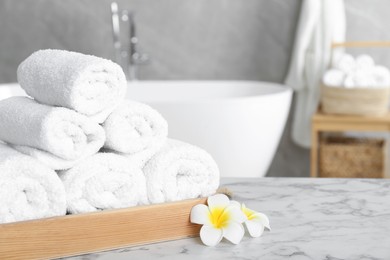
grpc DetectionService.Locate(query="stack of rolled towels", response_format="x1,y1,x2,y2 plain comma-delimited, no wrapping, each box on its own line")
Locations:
323,53,390,88
0,49,219,223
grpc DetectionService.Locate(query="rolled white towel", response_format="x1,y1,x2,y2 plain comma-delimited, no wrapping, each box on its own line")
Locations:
322,69,345,87
103,144,163,169
58,153,148,214
343,75,355,88
144,139,220,204
0,97,105,169
11,145,89,170
371,65,390,88
0,143,66,224
17,49,127,123
333,53,356,74
355,54,375,70
352,69,376,88
103,101,168,154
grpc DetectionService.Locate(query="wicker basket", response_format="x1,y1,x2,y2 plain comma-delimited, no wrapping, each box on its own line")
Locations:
321,41,390,116
319,136,385,178
321,84,390,116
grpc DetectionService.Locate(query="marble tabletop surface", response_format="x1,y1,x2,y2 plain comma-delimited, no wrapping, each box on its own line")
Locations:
64,178,390,260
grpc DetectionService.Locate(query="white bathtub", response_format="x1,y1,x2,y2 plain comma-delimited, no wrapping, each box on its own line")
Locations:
0,81,292,178
127,81,292,178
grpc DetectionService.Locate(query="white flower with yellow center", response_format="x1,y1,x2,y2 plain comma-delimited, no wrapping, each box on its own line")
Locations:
190,194,246,246
239,202,271,237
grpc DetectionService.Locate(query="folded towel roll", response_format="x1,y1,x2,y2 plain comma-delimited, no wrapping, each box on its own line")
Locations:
144,139,220,204
103,101,168,167
0,143,66,223
11,145,89,170
355,54,375,70
0,97,105,169
372,65,390,88
322,69,345,87
333,53,355,74
17,49,127,123
102,144,163,169
351,69,376,88
59,153,148,214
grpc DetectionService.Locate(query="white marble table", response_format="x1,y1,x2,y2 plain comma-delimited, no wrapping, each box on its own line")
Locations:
65,178,390,260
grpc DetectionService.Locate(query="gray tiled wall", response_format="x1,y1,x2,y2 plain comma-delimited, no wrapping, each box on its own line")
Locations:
0,0,388,177
0,0,300,82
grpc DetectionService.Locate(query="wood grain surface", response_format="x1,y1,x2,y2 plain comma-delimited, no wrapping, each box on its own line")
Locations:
0,198,207,260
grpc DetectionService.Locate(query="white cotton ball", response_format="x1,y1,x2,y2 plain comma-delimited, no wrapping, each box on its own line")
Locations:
334,53,356,74
322,69,345,87
356,54,375,70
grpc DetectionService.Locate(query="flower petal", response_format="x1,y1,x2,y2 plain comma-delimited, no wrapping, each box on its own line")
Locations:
223,221,245,244
190,204,211,225
245,220,264,237
230,200,241,208
241,203,256,218
223,205,247,223
207,194,230,209
200,225,223,246
251,212,271,230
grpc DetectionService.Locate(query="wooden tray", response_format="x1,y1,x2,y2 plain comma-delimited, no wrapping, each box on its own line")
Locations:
0,198,206,260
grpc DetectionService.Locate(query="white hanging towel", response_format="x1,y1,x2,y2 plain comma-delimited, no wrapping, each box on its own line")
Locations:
284,0,346,148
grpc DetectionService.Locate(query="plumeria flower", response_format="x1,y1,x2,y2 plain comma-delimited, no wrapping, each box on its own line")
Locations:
190,194,247,246
232,201,271,237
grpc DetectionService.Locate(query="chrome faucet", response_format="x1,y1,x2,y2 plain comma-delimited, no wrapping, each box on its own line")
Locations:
110,2,149,80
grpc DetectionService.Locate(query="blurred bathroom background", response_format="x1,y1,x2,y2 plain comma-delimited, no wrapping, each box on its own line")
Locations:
0,0,389,177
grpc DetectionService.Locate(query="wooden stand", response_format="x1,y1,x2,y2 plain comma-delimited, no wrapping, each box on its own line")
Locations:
312,41,390,177
311,111,390,177
0,198,206,260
